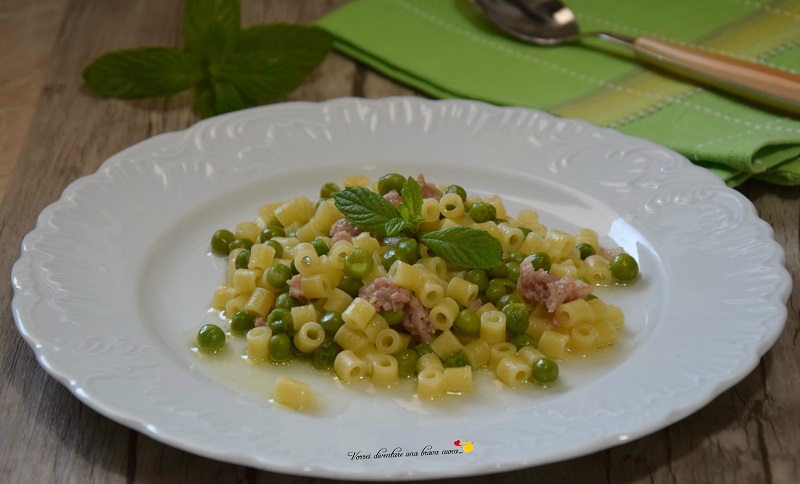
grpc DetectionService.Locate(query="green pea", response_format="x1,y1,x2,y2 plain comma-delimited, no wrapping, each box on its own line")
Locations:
496,293,521,311
585,294,598,301
197,323,226,351
267,216,283,228
275,293,301,311
310,238,329,256
320,182,340,199
268,333,292,362
505,261,521,282
311,340,341,370
397,238,419,265
210,229,235,255
377,173,406,195
610,253,639,282
530,252,551,272
442,351,471,368
266,264,292,290
228,238,253,252
234,249,251,270
319,311,345,336
518,227,532,238
267,308,294,335
265,239,283,258
414,343,433,356
576,243,596,260
487,263,508,279
464,269,489,293
230,310,256,333
443,184,467,202
337,275,363,298
394,349,419,377
507,251,526,264
381,248,403,272
532,357,559,384
380,309,406,326
503,302,529,334
344,247,374,279
292,341,312,358
485,278,515,304
508,333,537,350
453,309,480,336
259,225,285,242
468,201,496,223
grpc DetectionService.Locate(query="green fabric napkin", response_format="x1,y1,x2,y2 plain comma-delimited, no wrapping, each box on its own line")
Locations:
317,0,800,186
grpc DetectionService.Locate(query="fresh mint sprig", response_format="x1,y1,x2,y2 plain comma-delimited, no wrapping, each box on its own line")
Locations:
333,178,503,269
82,0,332,118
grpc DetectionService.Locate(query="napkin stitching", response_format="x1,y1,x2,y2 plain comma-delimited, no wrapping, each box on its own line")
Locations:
578,13,796,69
731,0,800,20
390,0,790,130
389,1,685,104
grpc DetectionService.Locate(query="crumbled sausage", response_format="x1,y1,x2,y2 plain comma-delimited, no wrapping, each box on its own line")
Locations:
288,274,304,299
330,217,362,244
384,190,403,207
417,173,442,201
517,256,591,312
358,277,412,311
402,297,435,343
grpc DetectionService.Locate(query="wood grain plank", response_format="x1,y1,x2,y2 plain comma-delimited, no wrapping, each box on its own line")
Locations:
0,0,68,202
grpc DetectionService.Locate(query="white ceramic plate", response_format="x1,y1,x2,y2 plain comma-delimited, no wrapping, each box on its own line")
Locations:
12,98,790,480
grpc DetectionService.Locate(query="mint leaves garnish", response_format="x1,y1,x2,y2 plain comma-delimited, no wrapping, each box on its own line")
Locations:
333,187,400,235
82,0,332,118
333,177,503,269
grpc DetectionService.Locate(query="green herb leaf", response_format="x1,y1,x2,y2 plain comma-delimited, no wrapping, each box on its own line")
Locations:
385,218,414,237
193,80,216,119
209,51,305,104
183,0,241,61
420,227,503,269
83,1,332,118
211,78,251,114
398,176,423,223
237,24,332,73
82,48,204,99
333,187,399,236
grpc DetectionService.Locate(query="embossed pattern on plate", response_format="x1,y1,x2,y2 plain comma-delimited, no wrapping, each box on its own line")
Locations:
11,98,790,480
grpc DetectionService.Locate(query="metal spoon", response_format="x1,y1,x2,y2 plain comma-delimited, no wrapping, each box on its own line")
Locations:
474,0,800,115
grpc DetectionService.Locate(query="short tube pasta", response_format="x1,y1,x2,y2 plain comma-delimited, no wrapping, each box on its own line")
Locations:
294,322,326,353
246,326,271,361
273,377,312,411
334,350,367,383
496,355,532,387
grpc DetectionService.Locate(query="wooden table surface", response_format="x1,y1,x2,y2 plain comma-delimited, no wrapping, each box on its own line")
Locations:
1,1,798,482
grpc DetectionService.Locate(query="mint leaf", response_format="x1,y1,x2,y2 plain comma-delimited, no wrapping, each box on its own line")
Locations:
385,218,414,237
237,24,332,73
420,227,503,269
211,79,250,114
183,0,241,61
398,176,423,223
82,48,204,99
333,187,399,236
209,51,305,103
193,80,215,118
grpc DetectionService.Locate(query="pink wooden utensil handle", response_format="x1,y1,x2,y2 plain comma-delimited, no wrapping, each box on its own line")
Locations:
634,37,800,115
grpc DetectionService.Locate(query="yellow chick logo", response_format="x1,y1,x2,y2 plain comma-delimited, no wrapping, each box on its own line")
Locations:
453,440,474,453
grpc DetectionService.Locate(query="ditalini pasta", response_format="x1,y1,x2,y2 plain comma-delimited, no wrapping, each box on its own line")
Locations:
195,173,640,407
